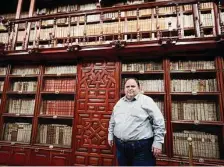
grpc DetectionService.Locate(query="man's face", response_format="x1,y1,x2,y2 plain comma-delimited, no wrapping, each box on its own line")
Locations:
124,79,140,100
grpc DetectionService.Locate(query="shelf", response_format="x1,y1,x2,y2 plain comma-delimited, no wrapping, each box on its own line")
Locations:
6,91,37,95
43,74,76,77
157,13,177,17
121,71,164,75
171,120,223,126
170,92,220,95
126,16,137,20
170,69,216,73
9,74,39,78
171,156,224,164
183,10,193,14
41,24,54,28
56,23,69,27
34,143,71,149
143,92,166,95
38,115,73,119
2,113,34,118
102,18,119,22
183,27,195,30
86,20,100,24
202,26,214,29
200,8,212,12
120,91,165,95
139,14,152,18
41,91,75,95
0,141,31,145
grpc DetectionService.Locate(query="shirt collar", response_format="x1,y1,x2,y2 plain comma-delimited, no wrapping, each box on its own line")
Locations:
123,93,140,102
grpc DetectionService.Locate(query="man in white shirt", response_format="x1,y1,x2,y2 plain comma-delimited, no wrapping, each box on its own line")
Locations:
108,78,166,166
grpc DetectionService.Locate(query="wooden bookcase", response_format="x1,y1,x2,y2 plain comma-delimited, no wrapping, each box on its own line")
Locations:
0,0,224,166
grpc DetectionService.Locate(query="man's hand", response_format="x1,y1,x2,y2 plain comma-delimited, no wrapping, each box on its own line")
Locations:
108,140,113,147
152,146,162,157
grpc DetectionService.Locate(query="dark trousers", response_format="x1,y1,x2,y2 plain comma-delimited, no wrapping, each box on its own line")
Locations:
114,136,156,166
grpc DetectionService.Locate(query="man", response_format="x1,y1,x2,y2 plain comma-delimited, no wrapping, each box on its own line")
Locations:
108,78,166,166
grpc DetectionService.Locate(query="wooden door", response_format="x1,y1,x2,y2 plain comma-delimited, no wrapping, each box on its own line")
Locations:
73,59,119,166
0,146,12,165
51,150,71,166
10,147,30,166
30,149,51,166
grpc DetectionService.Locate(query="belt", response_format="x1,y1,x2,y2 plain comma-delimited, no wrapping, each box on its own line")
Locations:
114,136,153,143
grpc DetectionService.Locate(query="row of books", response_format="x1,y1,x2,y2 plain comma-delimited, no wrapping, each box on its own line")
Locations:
221,12,224,23
45,65,77,74
170,61,215,70
173,131,219,159
8,99,35,115
182,4,193,11
87,14,101,23
0,1,215,22
122,62,162,72
122,79,164,92
0,67,8,75
34,2,213,17
12,16,215,42
36,124,72,146
2,123,72,147
155,101,164,116
37,3,97,16
157,6,177,15
12,81,37,92
172,101,218,121
40,100,74,116
11,67,40,75
86,24,103,36
171,79,217,92
199,2,213,9
0,81,4,91
4,13,217,36
17,31,26,42
0,66,77,75
200,13,214,27
0,61,219,76
43,79,76,92
3,123,32,143
0,33,8,44
182,15,194,28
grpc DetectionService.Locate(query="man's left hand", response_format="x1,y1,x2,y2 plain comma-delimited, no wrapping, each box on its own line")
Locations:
152,147,162,157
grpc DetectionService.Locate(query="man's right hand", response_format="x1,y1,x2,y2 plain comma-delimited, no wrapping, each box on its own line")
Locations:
108,140,113,147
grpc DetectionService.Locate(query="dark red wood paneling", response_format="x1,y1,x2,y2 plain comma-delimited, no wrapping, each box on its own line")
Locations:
51,150,71,166
74,60,119,166
0,146,11,165
10,147,30,166
30,149,51,166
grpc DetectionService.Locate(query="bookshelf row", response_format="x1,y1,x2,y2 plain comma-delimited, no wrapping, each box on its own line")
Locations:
0,1,213,20
0,57,223,163
120,56,224,163
0,0,224,50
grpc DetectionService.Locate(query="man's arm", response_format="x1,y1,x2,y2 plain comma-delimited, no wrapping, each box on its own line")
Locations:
146,97,166,155
108,111,115,147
